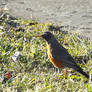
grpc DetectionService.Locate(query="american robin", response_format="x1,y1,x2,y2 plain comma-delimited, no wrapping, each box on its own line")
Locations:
37,31,89,79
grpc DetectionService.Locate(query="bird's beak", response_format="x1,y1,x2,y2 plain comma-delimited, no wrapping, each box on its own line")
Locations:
34,33,45,38
35,35,42,37
34,34,44,38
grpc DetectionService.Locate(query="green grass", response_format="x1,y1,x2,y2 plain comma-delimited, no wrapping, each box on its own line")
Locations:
0,10,92,92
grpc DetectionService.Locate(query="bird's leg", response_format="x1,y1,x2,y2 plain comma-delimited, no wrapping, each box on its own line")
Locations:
53,67,59,75
57,68,60,73
64,69,69,79
53,67,56,75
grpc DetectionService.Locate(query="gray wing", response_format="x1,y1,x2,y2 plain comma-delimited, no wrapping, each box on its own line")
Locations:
51,43,77,68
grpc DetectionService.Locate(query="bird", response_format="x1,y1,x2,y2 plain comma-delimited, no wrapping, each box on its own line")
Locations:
36,31,89,79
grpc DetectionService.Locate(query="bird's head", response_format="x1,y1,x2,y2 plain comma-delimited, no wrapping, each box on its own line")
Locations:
36,31,53,41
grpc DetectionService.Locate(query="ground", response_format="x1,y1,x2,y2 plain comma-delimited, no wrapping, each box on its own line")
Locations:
0,1,92,92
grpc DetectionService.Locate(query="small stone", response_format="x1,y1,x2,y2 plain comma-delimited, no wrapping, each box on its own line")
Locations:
12,51,21,62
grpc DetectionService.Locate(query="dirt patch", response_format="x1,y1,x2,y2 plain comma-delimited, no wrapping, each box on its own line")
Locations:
1,0,92,39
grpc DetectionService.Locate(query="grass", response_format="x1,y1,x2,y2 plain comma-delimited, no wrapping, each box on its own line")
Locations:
0,10,92,92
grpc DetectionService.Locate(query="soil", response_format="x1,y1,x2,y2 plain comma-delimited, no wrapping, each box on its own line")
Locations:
0,0,92,39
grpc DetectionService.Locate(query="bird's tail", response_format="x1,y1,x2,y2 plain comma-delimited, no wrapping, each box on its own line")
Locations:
74,65,89,79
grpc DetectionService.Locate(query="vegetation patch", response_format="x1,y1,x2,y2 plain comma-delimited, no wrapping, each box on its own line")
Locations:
0,9,92,92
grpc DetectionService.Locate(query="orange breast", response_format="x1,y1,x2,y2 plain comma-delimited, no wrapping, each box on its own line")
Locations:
47,43,63,68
